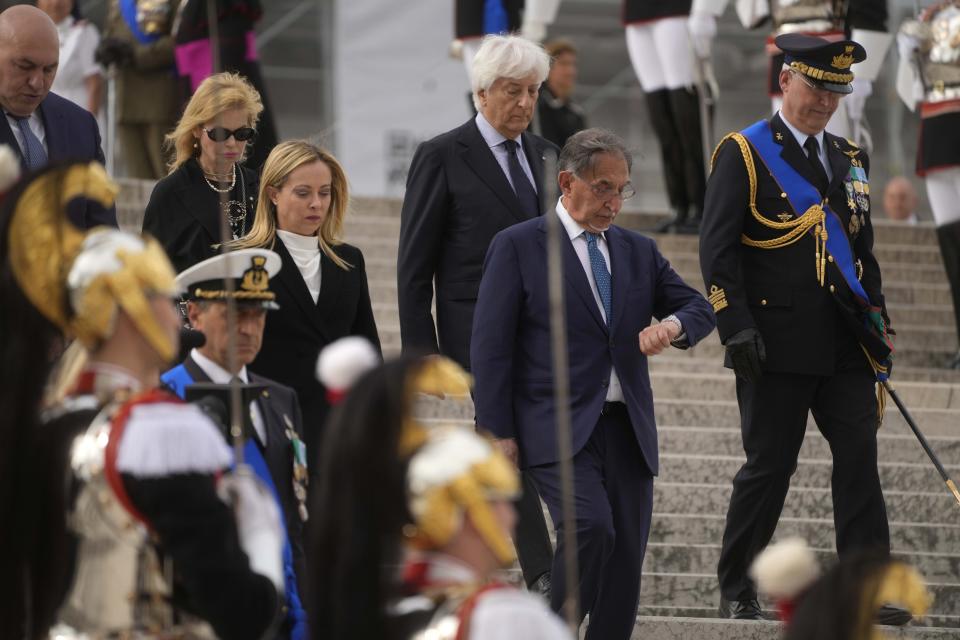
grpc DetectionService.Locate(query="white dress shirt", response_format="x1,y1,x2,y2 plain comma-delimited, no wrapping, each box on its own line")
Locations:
555,199,624,402
475,111,538,195
5,111,47,157
778,110,833,182
191,348,268,445
277,229,322,304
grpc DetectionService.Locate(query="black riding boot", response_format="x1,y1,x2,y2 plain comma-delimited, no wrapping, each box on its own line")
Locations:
668,86,708,234
936,220,960,368
644,88,688,232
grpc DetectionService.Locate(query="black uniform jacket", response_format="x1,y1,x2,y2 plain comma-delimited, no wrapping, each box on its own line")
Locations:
623,0,691,24
249,239,381,475
397,117,556,369
142,158,259,273
455,0,522,39
699,113,890,377
178,354,307,594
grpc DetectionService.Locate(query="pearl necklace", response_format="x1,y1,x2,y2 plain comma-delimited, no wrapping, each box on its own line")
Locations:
203,163,236,194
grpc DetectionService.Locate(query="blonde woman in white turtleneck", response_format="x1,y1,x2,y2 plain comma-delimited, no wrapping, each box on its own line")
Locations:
227,140,382,482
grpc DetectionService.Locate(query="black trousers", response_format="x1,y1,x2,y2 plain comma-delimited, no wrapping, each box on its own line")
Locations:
717,337,890,601
514,470,555,586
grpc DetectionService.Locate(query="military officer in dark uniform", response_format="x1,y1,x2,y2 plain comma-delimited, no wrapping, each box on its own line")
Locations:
162,249,310,638
699,35,908,624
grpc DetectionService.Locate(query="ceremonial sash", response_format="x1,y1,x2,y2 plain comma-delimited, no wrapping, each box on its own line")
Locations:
740,120,893,359
160,365,308,639
120,0,162,45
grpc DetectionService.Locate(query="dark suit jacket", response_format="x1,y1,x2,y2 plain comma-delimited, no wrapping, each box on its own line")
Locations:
699,113,889,376
397,117,557,369
0,92,113,228
175,355,307,594
250,239,381,477
142,158,259,273
471,215,716,472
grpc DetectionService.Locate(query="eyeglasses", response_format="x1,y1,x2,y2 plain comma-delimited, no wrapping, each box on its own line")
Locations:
204,126,257,142
788,69,835,99
575,174,636,201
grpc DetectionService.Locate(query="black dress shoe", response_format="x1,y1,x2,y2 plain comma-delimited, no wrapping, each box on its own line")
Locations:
718,597,763,620
876,604,912,626
528,572,551,601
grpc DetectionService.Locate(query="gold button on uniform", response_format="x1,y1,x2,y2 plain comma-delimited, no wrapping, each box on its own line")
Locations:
780,192,787,198
829,285,836,293
827,255,834,263
760,299,768,306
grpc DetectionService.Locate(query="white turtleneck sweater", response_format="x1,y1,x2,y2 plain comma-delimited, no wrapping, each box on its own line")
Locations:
277,229,322,303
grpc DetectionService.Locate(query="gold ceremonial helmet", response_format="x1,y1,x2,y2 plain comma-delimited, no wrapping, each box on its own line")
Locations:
400,357,521,567
6,162,180,362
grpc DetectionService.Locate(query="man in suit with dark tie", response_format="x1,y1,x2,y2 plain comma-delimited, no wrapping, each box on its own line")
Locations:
0,4,112,228
471,128,716,640
397,33,557,595
699,35,906,624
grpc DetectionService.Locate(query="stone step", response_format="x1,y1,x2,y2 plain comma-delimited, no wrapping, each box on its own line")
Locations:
652,398,960,438
649,372,960,410
638,572,960,617
648,512,960,556
657,253,949,287
367,299,959,341
356,243,951,288
630,615,958,637
647,356,960,384
410,393,960,437
341,199,941,248
345,233,949,269
653,482,960,526
643,542,960,585
660,426,960,467
375,322,957,369
659,452,959,499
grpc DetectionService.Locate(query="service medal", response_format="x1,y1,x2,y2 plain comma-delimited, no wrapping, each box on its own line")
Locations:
849,213,861,236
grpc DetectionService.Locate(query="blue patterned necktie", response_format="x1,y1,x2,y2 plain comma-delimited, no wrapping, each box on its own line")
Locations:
585,232,612,325
11,115,47,170
502,139,540,217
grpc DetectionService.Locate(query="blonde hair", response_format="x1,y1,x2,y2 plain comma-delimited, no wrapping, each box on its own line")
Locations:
165,72,264,172
227,140,352,270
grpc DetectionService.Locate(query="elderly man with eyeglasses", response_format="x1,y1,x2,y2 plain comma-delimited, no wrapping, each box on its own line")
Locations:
471,127,716,640
700,34,906,624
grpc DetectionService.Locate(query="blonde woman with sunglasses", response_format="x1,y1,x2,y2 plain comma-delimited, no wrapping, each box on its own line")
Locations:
143,71,263,272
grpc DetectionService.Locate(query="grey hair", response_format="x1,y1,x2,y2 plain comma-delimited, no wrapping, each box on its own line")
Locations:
470,34,550,111
558,128,633,176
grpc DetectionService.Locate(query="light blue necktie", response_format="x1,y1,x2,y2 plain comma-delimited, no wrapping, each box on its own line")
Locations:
12,115,47,170
585,232,612,325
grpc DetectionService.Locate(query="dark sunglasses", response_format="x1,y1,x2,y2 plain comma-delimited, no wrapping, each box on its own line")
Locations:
204,126,257,142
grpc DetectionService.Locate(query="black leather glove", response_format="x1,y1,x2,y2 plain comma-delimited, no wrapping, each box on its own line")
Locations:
95,38,135,67
725,328,766,382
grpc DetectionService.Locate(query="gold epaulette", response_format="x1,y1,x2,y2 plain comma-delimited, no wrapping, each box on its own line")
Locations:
717,133,829,286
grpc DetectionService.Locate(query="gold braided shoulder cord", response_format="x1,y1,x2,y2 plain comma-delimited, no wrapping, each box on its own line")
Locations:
713,133,829,285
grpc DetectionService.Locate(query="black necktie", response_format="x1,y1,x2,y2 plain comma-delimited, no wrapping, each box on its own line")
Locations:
503,139,540,217
803,136,829,197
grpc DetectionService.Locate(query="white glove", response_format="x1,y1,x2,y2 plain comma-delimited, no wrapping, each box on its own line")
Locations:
896,32,919,63
688,12,717,58
521,20,548,43
218,465,285,592
845,77,872,123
